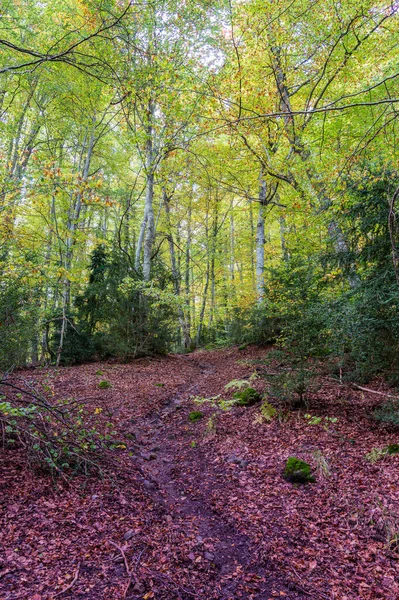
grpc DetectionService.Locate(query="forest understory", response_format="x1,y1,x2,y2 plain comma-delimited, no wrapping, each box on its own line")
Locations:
1,345,398,600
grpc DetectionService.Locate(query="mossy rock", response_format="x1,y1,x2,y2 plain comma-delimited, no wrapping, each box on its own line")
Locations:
233,387,261,407
188,411,203,422
385,443,399,455
98,380,112,389
284,457,315,484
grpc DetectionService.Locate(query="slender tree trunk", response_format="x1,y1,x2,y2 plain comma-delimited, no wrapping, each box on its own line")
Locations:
142,100,156,282
279,214,289,261
230,212,235,281
256,177,267,302
196,263,210,346
164,190,192,347
185,198,192,334
57,117,96,366
249,199,255,290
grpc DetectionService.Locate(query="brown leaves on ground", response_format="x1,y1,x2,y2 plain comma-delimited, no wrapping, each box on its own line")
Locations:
1,346,398,599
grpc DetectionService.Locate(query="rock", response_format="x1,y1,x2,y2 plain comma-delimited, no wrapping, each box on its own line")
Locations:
142,452,157,461
188,411,203,422
143,480,156,490
385,443,399,455
98,380,112,389
226,455,248,468
283,457,315,484
204,552,214,561
123,530,135,541
232,387,261,407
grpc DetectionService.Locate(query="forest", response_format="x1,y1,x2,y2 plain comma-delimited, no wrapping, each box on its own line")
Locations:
1,1,399,599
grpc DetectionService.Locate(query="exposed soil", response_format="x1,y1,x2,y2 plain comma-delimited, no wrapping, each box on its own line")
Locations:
1,346,398,599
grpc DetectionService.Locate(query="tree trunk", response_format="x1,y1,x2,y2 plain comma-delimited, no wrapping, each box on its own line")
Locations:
164,190,192,348
57,117,96,365
256,177,267,302
142,100,156,281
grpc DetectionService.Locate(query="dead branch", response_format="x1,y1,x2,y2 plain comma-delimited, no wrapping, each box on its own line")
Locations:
351,383,398,399
54,562,80,597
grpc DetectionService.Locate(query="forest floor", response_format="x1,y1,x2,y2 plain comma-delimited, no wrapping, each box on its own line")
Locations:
1,346,399,600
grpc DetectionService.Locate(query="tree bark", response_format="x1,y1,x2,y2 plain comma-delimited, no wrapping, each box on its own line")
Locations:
256,177,267,302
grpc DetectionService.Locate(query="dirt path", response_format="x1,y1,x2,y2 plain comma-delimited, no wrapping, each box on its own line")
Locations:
128,357,308,599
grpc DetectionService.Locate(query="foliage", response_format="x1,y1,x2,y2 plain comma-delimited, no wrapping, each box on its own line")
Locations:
267,366,319,409
224,373,258,391
54,247,179,364
304,414,338,430
373,401,399,426
311,450,331,478
0,376,111,475
258,401,277,422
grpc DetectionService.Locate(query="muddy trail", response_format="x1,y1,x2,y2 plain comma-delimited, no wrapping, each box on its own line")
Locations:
128,358,306,599
1,346,399,600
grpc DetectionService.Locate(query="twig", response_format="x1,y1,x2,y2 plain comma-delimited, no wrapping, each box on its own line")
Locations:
109,540,134,598
109,541,132,576
54,562,80,597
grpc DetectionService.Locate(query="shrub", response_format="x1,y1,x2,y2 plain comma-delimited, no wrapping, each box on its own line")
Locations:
268,367,318,409
0,375,109,475
373,401,399,426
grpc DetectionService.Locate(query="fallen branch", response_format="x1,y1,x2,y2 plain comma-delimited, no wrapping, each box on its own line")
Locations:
351,383,398,399
54,562,80,597
109,541,131,576
109,540,134,598
329,376,399,400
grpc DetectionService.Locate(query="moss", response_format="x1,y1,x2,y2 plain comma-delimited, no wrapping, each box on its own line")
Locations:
233,387,261,406
385,443,399,455
98,380,112,389
284,457,315,484
188,411,203,422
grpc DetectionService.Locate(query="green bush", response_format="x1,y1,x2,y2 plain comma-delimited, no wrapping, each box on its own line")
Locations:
53,246,179,364
373,401,399,426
